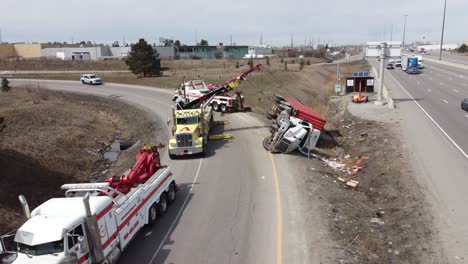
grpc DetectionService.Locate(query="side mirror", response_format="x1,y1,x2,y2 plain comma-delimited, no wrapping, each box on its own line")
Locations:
77,236,87,253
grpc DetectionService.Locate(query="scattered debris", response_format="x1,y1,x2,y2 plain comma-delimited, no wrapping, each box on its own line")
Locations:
346,180,359,188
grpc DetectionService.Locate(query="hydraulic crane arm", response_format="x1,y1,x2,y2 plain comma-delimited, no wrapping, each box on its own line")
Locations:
176,64,262,110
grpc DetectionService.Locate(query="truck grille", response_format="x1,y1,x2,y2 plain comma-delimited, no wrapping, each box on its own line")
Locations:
176,133,193,148
276,138,292,153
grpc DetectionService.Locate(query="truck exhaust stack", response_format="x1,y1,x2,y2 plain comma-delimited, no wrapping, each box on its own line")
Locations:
18,195,31,219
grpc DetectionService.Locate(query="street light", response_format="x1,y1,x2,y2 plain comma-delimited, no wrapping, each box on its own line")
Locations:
439,0,447,60
402,15,408,51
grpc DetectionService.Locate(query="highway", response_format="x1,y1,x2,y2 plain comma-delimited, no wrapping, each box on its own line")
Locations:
9,79,312,264
424,51,468,66
370,59,468,262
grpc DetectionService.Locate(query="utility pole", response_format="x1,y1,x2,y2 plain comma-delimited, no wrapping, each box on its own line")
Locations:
195,29,198,45
291,33,294,48
402,15,408,51
260,32,263,45
439,0,447,60
0,27,2,44
390,24,393,41
377,42,387,104
383,25,386,41
230,34,232,46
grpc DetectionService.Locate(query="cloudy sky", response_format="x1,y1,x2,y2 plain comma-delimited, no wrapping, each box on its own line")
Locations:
1,0,466,46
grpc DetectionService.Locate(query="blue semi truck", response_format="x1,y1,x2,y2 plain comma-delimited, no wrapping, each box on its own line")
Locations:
406,57,420,74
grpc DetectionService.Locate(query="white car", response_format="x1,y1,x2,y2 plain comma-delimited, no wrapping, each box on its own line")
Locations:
395,60,402,67
80,74,103,85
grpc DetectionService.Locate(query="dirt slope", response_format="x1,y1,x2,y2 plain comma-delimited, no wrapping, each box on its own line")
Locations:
0,87,164,233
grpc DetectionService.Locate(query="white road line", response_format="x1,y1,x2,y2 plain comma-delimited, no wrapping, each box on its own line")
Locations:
443,99,448,104
417,81,420,85
427,89,432,92
466,115,468,118
459,75,464,78
465,84,468,86
440,83,444,86
429,77,433,80
149,158,204,264
387,71,468,161
453,89,459,93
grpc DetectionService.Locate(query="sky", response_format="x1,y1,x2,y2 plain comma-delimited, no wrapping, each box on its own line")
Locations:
1,0,466,46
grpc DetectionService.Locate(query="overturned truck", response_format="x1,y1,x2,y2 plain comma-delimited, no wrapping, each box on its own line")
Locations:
263,94,327,155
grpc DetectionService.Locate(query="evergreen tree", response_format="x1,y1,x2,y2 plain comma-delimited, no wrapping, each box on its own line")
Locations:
125,38,161,77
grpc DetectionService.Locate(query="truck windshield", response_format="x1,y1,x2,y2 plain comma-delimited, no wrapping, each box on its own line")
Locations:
18,240,64,256
177,117,198,125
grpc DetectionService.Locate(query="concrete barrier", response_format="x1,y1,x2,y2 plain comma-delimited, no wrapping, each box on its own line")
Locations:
424,57,468,70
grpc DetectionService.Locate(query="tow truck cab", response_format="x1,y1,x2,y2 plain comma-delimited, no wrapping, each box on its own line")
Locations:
2,196,114,264
168,108,213,158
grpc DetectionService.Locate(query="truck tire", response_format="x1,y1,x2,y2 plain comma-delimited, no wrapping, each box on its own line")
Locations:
263,136,280,154
157,194,168,216
220,104,227,112
266,111,276,120
212,102,219,111
148,203,157,225
168,149,176,160
272,94,285,104
200,143,206,157
167,183,176,204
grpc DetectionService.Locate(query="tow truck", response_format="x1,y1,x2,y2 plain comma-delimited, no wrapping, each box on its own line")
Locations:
263,94,326,155
0,145,176,264
173,80,243,112
169,64,262,159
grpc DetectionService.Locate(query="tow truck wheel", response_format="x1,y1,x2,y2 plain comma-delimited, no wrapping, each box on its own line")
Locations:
220,104,227,112
167,183,176,204
157,194,168,216
148,203,157,225
212,102,219,111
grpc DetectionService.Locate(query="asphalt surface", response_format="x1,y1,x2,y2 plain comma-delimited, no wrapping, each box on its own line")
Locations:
424,51,468,66
9,79,311,264
370,59,468,262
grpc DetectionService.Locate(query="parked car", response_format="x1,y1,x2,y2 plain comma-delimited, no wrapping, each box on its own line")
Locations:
387,63,394,69
462,98,468,111
80,74,103,85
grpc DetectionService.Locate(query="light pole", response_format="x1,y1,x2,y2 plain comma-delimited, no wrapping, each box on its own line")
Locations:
439,0,447,60
402,15,408,51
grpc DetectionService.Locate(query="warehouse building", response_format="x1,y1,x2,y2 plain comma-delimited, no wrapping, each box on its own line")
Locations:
0,43,42,59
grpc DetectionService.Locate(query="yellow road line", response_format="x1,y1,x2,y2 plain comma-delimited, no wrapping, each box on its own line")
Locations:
269,152,282,264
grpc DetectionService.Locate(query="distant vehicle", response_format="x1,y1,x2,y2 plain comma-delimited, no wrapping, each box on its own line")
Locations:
387,63,394,69
80,74,103,85
324,58,333,63
462,98,468,111
406,57,420,74
412,55,424,69
395,59,402,67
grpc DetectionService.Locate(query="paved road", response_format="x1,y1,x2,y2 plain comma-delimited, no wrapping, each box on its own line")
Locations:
370,60,468,262
424,52,468,66
9,79,311,264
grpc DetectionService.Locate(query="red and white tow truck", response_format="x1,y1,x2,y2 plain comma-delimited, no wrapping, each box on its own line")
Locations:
0,145,176,264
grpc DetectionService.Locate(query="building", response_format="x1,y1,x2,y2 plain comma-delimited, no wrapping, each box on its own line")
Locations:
416,43,459,51
222,46,248,59
176,46,217,59
0,43,42,59
42,46,132,60
155,46,176,59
